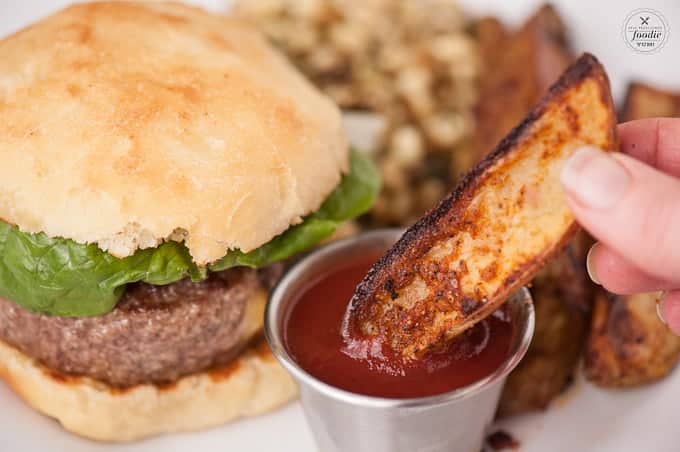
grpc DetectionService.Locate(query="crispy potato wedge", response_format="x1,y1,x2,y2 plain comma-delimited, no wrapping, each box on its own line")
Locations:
585,291,680,387
474,7,597,416
474,4,573,161
620,82,680,121
344,53,617,359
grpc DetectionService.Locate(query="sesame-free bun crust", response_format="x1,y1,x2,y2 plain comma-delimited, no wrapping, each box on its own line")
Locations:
0,336,297,442
0,2,347,265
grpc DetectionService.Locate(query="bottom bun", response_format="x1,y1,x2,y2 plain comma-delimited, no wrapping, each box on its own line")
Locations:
0,336,297,442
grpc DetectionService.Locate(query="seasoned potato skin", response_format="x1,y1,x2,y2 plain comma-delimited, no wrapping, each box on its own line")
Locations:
476,6,598,417
344,54,617,359
585,291,680,387
621,82,680,121
474,5,573,160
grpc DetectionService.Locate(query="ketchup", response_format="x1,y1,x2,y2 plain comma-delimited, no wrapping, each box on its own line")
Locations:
283,255,514,399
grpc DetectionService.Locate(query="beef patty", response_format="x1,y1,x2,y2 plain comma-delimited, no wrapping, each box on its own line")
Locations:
0,265,281,387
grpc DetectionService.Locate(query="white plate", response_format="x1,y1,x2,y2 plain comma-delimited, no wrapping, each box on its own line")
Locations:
1,1,679,451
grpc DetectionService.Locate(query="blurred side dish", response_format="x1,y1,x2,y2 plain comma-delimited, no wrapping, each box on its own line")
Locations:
234,0,478,226
236,0,680,416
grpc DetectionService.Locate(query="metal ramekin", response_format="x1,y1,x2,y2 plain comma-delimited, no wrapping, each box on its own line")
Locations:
265,229,534,452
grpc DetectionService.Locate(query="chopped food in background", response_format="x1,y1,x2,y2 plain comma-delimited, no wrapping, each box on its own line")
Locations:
234,0,479,225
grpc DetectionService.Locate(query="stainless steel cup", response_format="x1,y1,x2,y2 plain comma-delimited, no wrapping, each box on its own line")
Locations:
265,229,534,452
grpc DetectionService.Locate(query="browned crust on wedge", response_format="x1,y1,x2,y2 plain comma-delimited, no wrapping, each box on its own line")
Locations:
474,4,573,160
620,81,680,121
584,291,680,387
344,53,617,359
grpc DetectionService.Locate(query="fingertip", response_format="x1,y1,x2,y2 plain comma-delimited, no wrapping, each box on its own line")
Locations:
560,147,630,210
618,119,680,177
660,291,680,336
561,146,603,191
657,300,666,325
587,243,671,295
585,243,601,285
563,150,680,284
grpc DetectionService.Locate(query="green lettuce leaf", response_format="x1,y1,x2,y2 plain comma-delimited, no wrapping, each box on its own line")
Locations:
0,150,379,317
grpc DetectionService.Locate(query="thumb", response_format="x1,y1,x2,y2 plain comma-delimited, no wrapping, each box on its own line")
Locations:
561,146,680,283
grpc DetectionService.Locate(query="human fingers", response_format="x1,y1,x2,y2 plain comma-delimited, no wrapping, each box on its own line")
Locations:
618,118,680,176
561,147,680,282
586,242,676,294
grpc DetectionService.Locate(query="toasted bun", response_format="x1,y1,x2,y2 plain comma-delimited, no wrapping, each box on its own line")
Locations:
0,2,348,265
0,336,296,442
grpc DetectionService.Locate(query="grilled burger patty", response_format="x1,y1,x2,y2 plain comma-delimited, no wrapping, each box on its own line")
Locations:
0,266,281,387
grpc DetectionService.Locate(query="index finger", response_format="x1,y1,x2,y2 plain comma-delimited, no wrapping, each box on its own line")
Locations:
618,118,680,177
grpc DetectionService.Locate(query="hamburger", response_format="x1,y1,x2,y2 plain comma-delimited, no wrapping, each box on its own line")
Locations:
0,2,378,442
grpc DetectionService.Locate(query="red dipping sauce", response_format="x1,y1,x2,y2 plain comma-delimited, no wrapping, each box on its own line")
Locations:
283,255,514,399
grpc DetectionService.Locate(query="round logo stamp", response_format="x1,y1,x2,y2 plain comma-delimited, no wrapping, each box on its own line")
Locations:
622,8,669,54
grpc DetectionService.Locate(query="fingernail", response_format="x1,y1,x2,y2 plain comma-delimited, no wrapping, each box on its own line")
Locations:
561,147,630,209
586,243,601,285
657,292,668,325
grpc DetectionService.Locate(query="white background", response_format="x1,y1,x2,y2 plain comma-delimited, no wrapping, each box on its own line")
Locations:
0,1,679,451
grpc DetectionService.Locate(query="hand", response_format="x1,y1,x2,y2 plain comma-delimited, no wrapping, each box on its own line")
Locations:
560,118,680,334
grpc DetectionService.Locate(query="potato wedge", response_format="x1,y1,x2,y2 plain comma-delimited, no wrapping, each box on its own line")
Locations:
475,7,597,416
343,53,617,360
621,81,680,121
474,4,573,161
498,255,590,417
585,290,680,387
